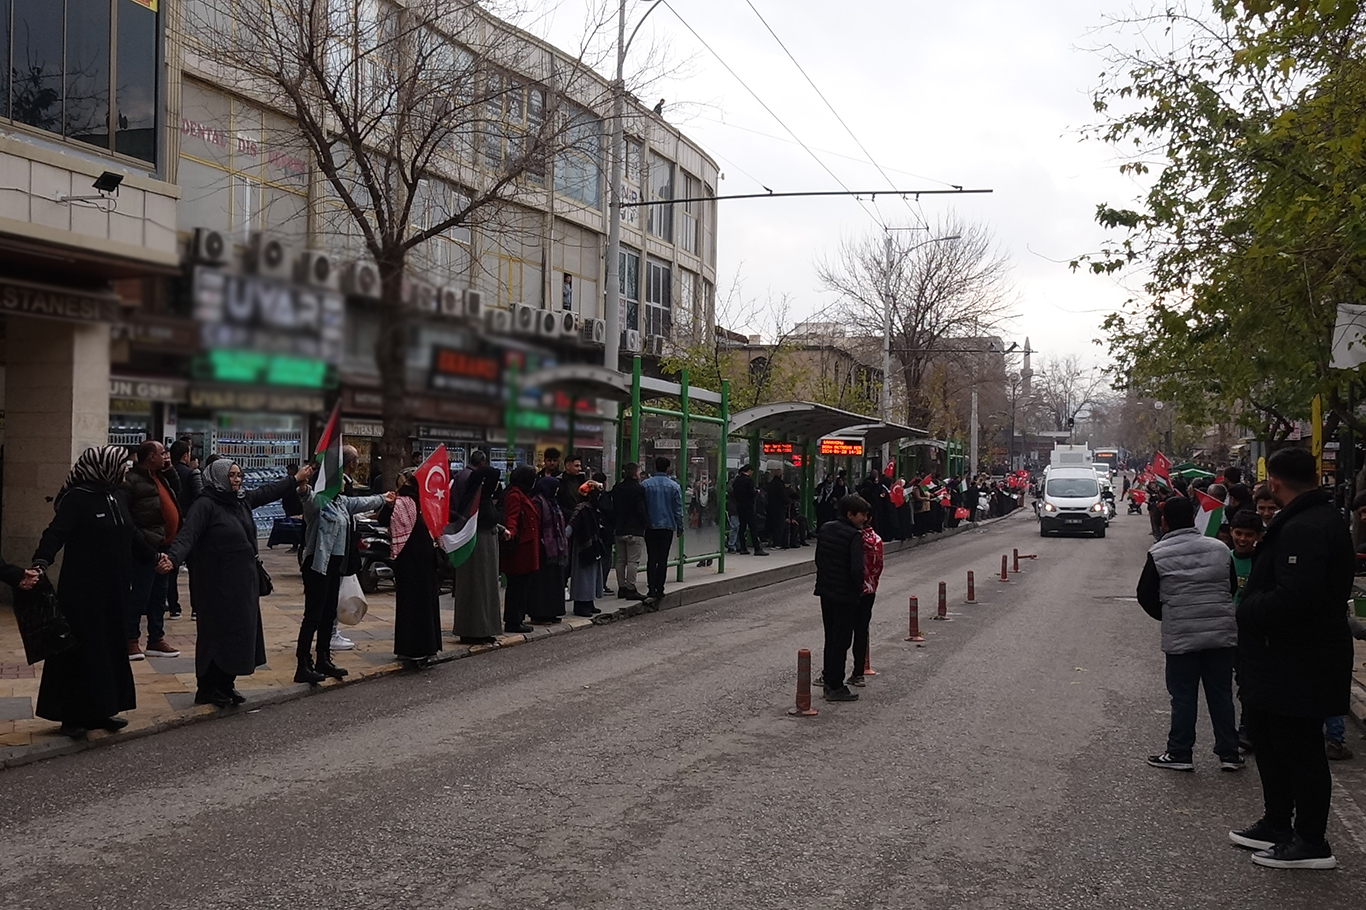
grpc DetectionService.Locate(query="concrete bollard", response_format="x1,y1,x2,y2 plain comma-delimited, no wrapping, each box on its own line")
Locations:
905,596,925,642
789,649,819,716
934,581,949,620
966,570,977,604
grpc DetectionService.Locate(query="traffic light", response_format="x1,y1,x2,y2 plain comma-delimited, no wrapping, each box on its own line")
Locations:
1067,417,1076,429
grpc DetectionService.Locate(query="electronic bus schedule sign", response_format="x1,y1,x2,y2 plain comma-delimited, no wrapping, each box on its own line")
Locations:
818,439,864,457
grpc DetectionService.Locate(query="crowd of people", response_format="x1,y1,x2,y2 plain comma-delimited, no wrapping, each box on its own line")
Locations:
1135,448,1366,870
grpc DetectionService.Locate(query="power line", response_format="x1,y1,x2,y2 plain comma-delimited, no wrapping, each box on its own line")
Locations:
743,0,933,227
659,1,885,227
618,187,992,207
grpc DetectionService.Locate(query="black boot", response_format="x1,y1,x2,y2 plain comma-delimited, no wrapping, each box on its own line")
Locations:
294,656,325,685
314,656,348,679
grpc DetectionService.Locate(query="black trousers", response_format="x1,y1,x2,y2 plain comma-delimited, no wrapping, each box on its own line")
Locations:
299,555,343,660
644,528,673,596
199,661,235,695
504,573,533,629
1245,707,1334,845
820,596,858,688
736,504,760,550
851,593,875,678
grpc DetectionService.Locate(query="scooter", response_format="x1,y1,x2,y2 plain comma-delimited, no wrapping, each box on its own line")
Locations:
354,514,393,594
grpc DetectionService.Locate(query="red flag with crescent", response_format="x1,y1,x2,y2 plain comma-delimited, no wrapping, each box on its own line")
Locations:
415,444,451,539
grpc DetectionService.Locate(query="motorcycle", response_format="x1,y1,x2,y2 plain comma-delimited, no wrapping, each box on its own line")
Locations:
354,514,393,594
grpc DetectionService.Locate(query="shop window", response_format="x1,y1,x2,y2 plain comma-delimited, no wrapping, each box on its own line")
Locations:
1,0,160,164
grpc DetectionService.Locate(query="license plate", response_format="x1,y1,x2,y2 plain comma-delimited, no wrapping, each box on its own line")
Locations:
1064,518,1083,525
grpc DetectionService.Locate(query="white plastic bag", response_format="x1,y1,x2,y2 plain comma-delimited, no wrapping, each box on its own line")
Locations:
337,574,368,625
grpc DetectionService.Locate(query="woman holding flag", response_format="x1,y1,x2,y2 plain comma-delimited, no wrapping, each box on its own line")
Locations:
388,468,442,667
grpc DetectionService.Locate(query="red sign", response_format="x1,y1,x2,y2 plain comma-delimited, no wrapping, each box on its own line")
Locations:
415,444,451,538
818,439,863,456
791,455,803,467
762,442,795,454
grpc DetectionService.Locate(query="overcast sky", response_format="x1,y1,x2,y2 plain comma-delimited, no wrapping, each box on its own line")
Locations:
530,0,1152,366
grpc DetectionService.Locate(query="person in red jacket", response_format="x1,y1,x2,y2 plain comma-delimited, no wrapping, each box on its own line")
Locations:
499,465,540,633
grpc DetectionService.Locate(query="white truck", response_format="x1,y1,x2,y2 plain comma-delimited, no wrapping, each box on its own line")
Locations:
1050,443,1093,468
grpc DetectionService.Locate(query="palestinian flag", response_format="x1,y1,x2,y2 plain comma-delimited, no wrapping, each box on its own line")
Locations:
918,474,935,492
312,401,343,508
440,465,481,569
1194,488,1224,537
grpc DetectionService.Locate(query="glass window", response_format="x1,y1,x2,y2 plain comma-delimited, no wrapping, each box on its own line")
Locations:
645,258,671,337
555,107,601,208
4,1,160,164
619,248,640,331
1045,477,1099,498
678,172,699,254
647,152,673,241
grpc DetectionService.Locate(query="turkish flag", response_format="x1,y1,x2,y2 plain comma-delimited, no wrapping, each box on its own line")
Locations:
415,444,451,539
1152,451,1172,480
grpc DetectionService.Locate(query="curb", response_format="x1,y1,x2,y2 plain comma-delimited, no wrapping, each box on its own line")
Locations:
1,513,1021,770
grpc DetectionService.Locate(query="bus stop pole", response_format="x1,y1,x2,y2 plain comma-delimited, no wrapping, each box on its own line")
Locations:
677,369,690,582
718,380,729,575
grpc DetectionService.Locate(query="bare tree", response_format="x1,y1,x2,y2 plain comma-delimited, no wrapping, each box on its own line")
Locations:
182,0,614,484
817,213,1015,429
1033,355,1109,433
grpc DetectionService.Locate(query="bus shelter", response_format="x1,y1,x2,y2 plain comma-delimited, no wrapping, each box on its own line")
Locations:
514,357,731,579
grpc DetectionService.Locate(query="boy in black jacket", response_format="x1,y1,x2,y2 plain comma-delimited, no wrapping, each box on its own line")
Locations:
814,494,870,702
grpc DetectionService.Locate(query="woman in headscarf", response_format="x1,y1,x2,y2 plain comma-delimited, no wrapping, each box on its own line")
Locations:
528,474,569,624
451,456,502,645
499,465,540,633
31,446,154,737
889,478,909,541
568,481,605,617
166,459,313,707
387,468,442,667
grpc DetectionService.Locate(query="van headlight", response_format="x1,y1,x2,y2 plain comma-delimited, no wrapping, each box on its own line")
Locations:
1043,502,1056,512
1091,502,1104,512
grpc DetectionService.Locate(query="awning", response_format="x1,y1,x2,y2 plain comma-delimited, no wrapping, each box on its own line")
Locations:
902,437,949,450
836,421,928,450
728,401,880,440
517,365,723,406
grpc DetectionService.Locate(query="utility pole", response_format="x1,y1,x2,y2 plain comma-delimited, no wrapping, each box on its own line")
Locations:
603,0,628,374
881,233,893,469
970,384,979,475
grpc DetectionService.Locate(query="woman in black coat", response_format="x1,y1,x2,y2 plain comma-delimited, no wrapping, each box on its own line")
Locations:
166,459,312,707
387,469,442,666
32,446,154,737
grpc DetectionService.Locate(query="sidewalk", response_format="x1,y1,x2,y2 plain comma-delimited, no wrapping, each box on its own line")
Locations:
0,512,1039,768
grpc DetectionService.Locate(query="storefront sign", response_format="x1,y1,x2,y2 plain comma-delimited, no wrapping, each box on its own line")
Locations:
429,345,502,399
343,421,385,437
111,313,198,350
110,376,188,402
818,439,864,457
0,278,123,323
189,385,325,413
417,425,487,442
196,349,331,388
192,266,343,362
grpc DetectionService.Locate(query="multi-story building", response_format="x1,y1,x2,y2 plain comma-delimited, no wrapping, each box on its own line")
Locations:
0,1,719,555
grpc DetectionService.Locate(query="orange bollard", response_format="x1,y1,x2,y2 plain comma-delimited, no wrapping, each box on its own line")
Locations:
999,554,1011,581
789,648,819,716
1013,548,1021,573
862,643,878,676
934,581,949,620
905,596,925,642
966,570,977,604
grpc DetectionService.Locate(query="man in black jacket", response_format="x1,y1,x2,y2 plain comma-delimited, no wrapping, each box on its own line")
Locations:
731,464,767,556
612,462,649,600
1228,447,1354,870
167,439,203,618
814,494,869,702
122,440,182,660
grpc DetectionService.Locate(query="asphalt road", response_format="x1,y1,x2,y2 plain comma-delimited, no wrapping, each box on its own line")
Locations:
2,508,1365,909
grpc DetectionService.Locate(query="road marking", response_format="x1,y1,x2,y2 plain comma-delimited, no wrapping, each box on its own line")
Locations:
1332,779,1366,855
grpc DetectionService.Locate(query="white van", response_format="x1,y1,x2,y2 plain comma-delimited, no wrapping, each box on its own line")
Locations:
1038,467,1108,538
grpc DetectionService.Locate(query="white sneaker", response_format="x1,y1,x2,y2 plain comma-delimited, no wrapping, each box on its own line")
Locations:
329,632,355,651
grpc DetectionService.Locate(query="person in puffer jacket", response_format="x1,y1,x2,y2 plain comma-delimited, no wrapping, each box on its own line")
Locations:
1136,495,1240,773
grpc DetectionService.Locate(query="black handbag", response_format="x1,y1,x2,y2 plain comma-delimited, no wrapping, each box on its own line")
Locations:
256,557,274,596
13,577,77,665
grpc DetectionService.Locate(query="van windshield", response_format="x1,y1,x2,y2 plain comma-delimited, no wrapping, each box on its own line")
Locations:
1047,477,1099,498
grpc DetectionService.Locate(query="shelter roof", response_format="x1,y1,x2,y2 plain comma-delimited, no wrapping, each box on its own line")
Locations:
728,402,879,439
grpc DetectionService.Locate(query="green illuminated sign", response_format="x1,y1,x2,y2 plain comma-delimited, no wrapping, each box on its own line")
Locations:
197,350,330,388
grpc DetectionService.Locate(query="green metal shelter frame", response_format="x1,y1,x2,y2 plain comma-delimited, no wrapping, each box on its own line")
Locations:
514,357,731,579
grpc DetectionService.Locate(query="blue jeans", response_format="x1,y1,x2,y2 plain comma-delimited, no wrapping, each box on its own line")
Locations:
1325,715,1346,744
125,560,169,644
727,514,738,550
1165,647,1239,760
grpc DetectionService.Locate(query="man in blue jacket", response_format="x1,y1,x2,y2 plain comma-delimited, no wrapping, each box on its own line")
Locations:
641,457,683,605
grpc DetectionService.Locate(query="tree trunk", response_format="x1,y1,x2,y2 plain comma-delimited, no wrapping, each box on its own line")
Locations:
375,250,413,491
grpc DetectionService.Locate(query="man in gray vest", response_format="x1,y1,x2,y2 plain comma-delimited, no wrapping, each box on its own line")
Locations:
1136,495,1241,772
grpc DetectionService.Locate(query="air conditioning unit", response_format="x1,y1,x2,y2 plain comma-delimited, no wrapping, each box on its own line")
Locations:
622,328,642,353
579,317,607,346
511,303,538,334
341,261,381,299
190,227,228,264
462,289,483,320
247,233,292,280
535,309,558,336
297,251,336,289
439,286,463,318
557,311,580,338
645,334,666,356
484,306,511,334
404,277,437,312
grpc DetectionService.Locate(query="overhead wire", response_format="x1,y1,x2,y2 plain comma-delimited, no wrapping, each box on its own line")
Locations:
659,0,886,228
742,0,934,228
